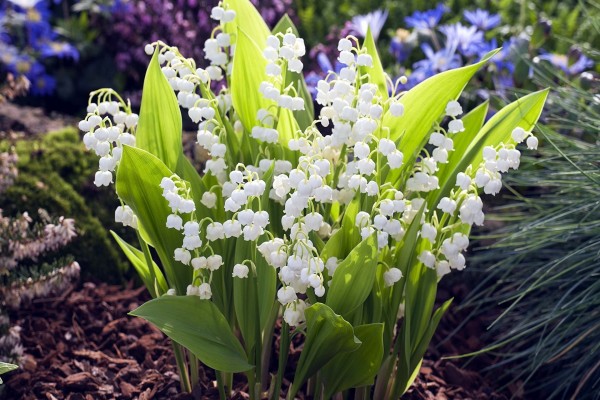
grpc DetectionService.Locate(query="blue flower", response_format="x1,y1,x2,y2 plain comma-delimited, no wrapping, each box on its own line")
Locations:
350,9,388,41
38,41,80,61
439,23,485,57
477,38,514,72
0,11,11,44
390,32,413,63
463,9,501,31
410,43,462,84
29,72,56,96
405,3,447,30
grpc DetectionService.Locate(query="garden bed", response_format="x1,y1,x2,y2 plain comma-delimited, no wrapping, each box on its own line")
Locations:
2,282,506,400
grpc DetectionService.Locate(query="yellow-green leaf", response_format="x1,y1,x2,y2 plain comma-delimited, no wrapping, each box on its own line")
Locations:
130,296,252,373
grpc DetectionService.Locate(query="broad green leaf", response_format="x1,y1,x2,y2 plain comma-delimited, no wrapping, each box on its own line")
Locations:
116,146,192,295
290,303,360,398
230,28,266,135
320,227,345,262
326,234,378,319
383,50,500,185
111,231,167,297
272,14,315,129
360,27,388,99
433,89,548,207
223,0,270,49
0,362,17,384
322,323,385,398
136,49,182,171
130,296,252,373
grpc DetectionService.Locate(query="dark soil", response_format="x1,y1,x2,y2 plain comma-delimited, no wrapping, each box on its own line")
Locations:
1,281,507,400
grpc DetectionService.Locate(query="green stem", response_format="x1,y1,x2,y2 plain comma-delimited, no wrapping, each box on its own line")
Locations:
136,230,160,297
172,342,192,393
313,373,323,400
247,370,257,400
273,320,290,400
189,352,199,390
216,371,227,400
373,355,394,400
261,304,279,389
355,386,369,400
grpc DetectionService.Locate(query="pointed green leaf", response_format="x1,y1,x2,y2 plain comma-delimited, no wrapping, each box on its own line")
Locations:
433,89,548,207
0,362,17,384
322,323,385,398
360,27,388,99
130,296,252,373
326,234,379,319
223,0,270,48
383,51,500,185
111,231,168,297
290,303,360,398
116,146,192,295
136,50,183,171
411,298,453,367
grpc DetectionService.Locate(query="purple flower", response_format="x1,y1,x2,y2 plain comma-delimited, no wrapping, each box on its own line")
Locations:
463,9,501,31
350,9,388,41
439,23,485,57
405,3,447,30
38,41,79,61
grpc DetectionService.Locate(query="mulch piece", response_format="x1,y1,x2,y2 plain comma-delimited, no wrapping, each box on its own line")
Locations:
3,281,506,399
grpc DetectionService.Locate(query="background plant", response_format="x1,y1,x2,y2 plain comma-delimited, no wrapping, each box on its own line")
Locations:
448,24,600,399
0,0,79,96
0,129,130,282
0,147,80,372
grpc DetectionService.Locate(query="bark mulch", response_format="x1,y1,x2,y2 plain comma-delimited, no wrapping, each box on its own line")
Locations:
2,282,507,399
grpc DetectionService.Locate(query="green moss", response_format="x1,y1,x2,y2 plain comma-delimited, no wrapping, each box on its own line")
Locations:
1,128,134,282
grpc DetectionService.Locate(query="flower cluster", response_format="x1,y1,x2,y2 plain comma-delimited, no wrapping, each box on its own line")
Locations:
0,0,79,95
78,91,139,188
81,2,543,334
102,0,293,98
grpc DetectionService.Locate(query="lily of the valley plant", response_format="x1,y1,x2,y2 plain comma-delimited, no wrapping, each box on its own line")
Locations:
79,1,547,398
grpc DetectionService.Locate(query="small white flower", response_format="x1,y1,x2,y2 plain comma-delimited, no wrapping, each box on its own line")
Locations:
166,214,183,230
174,248,192,265
445,100,462,117
201,192,217,208
387,150,404,169
232,263,249,278
511,127,527,143
526,136,538,150
390,102,404,117
198,282,212,299
448,119,464,133
383,268,403,287
418,250,436,268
